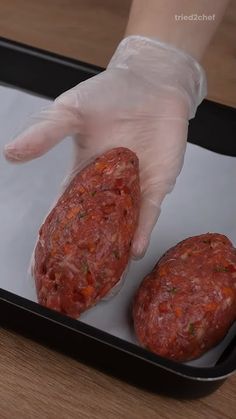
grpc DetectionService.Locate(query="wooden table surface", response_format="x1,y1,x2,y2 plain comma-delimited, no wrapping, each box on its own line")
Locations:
0,0,235,107
0,328,235,419
0,1,235,418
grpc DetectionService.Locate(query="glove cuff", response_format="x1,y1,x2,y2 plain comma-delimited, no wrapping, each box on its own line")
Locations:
108,35,207,119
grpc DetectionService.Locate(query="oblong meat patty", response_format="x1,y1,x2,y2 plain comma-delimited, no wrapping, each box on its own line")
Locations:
133,233,236,362
34,147,140,318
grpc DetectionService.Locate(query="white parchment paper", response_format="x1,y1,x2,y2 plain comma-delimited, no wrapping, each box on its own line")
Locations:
0,85,235,367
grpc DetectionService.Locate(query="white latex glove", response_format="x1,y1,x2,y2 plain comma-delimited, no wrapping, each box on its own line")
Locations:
4,36,207,258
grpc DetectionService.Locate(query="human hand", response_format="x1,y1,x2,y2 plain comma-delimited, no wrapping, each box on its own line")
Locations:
4,36,206,258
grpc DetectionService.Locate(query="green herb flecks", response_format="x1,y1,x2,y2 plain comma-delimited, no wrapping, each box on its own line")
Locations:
82,261,89,274
214,265,229,273
168,287,178,294
112,250,120,260
78,212,86,219
189,323,195,335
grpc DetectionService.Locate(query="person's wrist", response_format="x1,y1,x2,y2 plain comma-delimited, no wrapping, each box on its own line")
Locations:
125,0,229,61
108,35,207,119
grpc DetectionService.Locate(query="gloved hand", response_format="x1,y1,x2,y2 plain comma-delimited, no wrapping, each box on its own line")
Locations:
4,35,207,258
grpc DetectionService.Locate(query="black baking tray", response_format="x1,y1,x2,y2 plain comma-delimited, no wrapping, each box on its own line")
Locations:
0,37,235,399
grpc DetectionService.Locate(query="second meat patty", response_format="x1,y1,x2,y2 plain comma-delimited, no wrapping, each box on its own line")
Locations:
133,233,236,362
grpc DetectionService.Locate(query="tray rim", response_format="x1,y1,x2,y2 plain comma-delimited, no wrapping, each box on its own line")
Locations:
1,288,235,381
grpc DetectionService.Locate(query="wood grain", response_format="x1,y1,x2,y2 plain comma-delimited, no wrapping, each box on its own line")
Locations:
0,0,130,69
0,0,235,106
201,0,236,107
0,328,235,419
0,1,235,417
